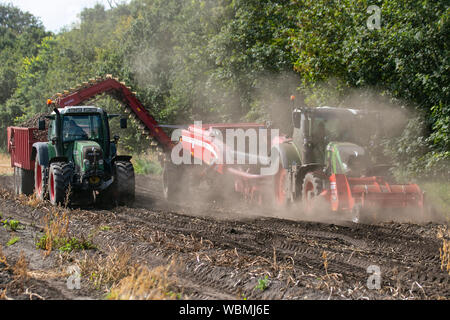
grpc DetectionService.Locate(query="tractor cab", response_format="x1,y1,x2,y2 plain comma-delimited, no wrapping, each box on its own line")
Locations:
292,106,378,166
47,106,114,158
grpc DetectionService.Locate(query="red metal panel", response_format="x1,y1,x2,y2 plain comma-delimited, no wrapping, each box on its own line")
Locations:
7,127,40,170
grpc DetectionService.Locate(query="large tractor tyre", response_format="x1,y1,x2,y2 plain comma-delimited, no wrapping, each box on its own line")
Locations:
272,165,294,208
14,167,34,196
302,172,325,215
113,161,135,206
48,162,73,206
35,158,47,200
162,161,183,202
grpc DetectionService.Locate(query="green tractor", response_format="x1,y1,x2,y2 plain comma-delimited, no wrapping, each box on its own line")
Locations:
272,106,423,222
32,106,135,206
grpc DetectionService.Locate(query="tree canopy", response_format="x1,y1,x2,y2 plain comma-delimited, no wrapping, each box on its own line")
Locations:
0,0,448,178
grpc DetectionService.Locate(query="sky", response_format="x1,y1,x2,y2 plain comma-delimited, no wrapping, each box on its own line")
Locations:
2,0,129,33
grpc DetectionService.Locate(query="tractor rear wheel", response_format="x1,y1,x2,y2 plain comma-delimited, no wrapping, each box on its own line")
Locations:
48,162,73,206
302,172,324,215
14,167,34,196
273,165,293,208
34,158,46,200
113,161,135,206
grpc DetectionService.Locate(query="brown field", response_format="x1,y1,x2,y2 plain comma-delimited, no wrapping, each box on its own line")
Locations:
0,154,13,176
0,174,448,300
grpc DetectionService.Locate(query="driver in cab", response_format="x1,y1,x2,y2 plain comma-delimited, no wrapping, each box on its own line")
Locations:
64,119,88,140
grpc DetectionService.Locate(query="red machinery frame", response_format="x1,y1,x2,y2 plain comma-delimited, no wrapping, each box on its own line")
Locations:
49,76,173,152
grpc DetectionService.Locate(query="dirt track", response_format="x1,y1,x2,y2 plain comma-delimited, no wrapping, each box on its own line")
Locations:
0,174,448,300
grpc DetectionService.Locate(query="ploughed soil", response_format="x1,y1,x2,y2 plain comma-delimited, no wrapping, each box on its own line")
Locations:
0,174,448,300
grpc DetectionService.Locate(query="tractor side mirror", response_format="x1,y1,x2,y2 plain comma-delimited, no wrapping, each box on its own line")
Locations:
38,119,46,131
120,118,127,129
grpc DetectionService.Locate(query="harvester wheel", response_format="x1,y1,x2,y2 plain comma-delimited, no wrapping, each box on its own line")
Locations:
14,167,34,196
302,172,324,214
34,158,47,200
48,162,73,206
113,161,135,206
162,161,183,201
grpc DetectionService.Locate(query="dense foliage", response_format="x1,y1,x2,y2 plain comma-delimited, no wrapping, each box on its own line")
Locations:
0,0,448,179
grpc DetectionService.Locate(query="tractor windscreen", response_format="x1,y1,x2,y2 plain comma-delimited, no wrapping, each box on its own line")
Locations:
329,143,371,176
62,114,104,143
312,112,376,147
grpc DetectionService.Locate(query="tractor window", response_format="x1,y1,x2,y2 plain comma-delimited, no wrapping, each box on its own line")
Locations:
312,114,376,146
333,144,370,175
62,114,103,143
48,120,56,140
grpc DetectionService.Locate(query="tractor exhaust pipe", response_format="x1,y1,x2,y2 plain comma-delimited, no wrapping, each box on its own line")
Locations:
53,108,63,157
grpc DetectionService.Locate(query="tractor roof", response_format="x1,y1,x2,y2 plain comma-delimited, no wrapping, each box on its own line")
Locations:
294,106,374,119
51,106,104,115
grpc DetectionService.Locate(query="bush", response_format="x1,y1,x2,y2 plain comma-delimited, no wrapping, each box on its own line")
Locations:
133,156,162,175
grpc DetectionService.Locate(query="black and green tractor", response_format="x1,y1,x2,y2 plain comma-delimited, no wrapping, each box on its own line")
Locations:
32,106,135,206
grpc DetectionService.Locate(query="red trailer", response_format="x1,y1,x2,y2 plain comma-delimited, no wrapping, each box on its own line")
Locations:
7,126,44,195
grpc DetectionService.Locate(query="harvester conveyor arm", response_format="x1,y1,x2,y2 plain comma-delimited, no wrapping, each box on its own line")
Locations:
48,76,173,152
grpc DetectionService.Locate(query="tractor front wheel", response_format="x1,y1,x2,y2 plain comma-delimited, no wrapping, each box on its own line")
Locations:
48,162,73,206
113,161,135,206
302,172,324,215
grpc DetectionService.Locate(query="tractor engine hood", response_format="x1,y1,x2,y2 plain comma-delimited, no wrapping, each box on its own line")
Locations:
74,141,104,172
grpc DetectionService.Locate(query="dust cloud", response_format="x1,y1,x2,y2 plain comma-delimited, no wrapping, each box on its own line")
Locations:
128,40,446,226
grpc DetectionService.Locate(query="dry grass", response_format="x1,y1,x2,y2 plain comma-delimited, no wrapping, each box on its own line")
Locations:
0,153,13,175
437,226,450,275
12,252,29,284
77,248,180,300
322,251,329,276
0,245,8,268
107,262,178,300
25,194,42,208
37,207,70,255
0,248,30,295
78,248,135,290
